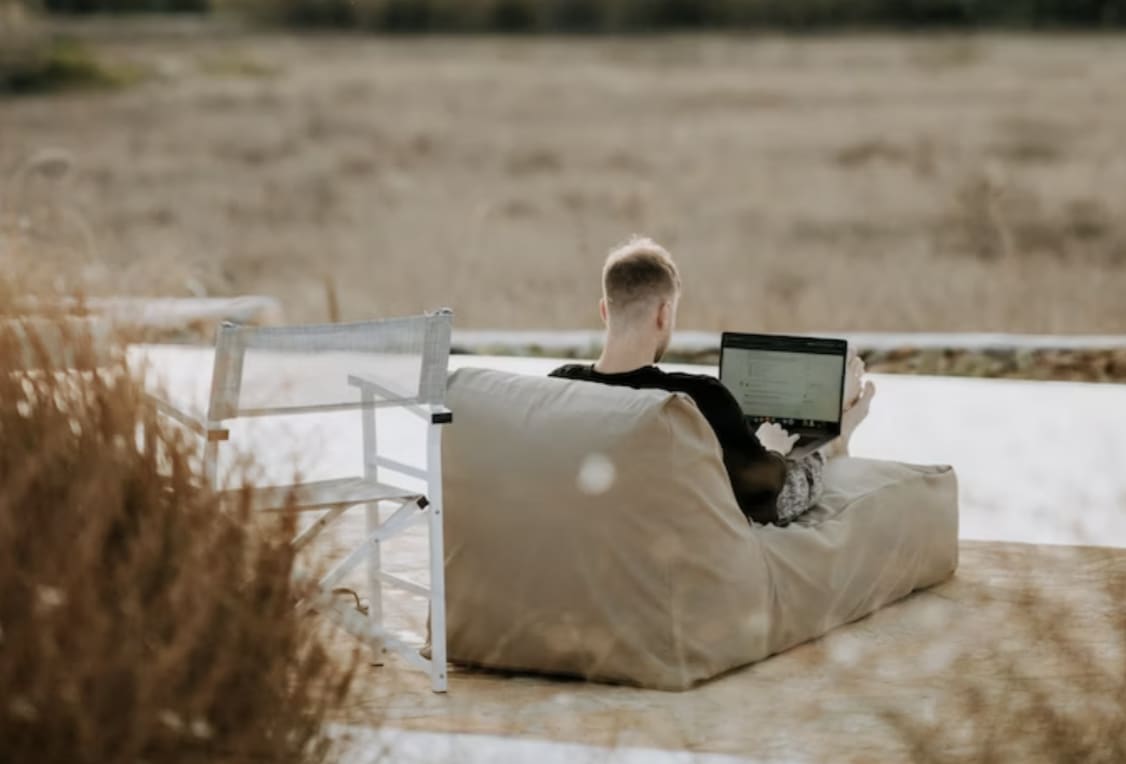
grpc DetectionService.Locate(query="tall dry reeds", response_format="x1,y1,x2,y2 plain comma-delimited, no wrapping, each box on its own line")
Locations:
0,299,355,762
0,1,143,94
0,0,47,87
879,548,1126,763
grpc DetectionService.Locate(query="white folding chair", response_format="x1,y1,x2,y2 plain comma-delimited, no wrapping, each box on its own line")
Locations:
150,309,453,692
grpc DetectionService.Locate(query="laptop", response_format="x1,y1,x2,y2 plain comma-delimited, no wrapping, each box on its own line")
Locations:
719,333,848,459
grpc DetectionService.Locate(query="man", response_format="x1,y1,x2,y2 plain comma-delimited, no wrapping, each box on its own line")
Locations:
551,237,876,526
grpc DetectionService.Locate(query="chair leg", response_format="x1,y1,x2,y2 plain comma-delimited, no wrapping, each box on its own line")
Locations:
427,423,448,693
365,502,385,662
360,393,387,661
204,441,220,491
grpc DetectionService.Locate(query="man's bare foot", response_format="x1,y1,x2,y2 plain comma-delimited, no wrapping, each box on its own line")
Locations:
843,353,865,411
826,379,876,459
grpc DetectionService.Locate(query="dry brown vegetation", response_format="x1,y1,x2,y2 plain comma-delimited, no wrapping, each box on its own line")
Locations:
0,1,44,75
0,295,355,762
875,550,1126,763
1,26,1125,333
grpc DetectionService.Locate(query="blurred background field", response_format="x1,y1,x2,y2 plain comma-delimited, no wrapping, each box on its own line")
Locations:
2,2,1125,334
16,0,1126,30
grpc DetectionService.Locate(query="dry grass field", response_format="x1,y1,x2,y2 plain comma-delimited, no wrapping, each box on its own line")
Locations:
3,25,1126,332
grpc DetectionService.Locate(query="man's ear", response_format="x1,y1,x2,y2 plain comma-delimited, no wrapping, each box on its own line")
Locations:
657,300,671,331
599,298,608,326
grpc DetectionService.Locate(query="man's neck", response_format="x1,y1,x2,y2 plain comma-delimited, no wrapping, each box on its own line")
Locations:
595,334,659,375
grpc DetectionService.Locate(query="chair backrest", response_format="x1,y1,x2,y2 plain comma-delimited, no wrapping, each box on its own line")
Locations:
205,310,452,423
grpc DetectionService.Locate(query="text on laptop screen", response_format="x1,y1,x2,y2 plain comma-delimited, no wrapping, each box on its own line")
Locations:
720,348,844,424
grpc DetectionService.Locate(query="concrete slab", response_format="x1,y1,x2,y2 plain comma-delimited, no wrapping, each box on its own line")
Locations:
329,724,758,764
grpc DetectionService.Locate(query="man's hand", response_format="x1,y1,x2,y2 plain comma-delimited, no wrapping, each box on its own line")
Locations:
756,422,799,456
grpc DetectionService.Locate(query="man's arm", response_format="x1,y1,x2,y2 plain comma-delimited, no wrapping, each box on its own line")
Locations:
688,377,825,524
756,420,826,521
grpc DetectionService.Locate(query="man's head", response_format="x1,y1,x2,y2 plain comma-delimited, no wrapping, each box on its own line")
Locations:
600,237,681,362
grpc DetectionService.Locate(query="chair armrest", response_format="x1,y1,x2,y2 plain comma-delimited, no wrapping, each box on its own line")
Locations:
146,392,229,441
347,374,451,424
347,373,405,400
430,405,453,425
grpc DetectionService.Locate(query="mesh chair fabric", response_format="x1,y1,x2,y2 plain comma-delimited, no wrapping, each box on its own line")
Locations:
207,310,452,420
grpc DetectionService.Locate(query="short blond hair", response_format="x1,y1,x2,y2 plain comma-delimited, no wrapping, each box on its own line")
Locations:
601,237,681,319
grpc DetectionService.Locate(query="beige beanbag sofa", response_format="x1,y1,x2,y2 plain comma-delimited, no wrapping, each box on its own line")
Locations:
442,367,958,690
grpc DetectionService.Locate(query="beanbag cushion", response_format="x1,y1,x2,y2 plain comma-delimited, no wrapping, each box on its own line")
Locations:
441,367,958,690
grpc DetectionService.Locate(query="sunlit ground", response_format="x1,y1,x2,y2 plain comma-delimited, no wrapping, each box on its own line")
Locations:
126,347,1126,760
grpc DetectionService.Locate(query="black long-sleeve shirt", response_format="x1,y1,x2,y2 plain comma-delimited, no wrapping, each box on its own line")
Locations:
549,364,824,525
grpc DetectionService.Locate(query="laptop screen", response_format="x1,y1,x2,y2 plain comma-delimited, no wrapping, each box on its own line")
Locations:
719,335,846,429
